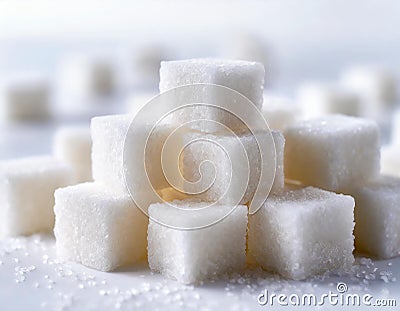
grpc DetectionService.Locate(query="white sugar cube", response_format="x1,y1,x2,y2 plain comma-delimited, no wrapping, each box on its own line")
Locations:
160,59,264,108
340,66,398,113
381,145,400,177
54,183,147,271
262,94,299,131
91,114,130,194
0,156,72,237
91,114,173,196
159,59,265,132
350,176,400,259
284,115,380,193
296,82,362,118
248,186,355,280
0,74,50,123
148,200,247,284
181,130,284,205
53,126,93,183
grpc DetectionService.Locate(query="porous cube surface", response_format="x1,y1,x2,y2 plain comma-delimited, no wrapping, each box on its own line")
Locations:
159,59,265,132
148,200,248,284
262,94,298,131
91,114,173,195
91,114,130,194
284,114,380,193
381,145,400,177
0,74,50,122
0,156,72,237
54,182,148,271
181,129,284,205
54,126,93,183
160,58,264,108
350,176,400,259
248,186,355,280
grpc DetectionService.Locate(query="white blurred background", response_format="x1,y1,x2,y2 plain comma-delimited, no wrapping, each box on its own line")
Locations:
0,0,399,157
1,0,399,91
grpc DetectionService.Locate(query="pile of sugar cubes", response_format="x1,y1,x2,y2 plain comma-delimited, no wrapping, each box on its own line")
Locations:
1,58,399,285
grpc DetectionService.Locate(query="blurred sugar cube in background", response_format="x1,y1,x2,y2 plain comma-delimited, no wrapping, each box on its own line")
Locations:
122,43,171,91
340,66,398,114
0,73,51,123
296,82,362,118
57,55,117,100
219,32,269,69
55,54,123,119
